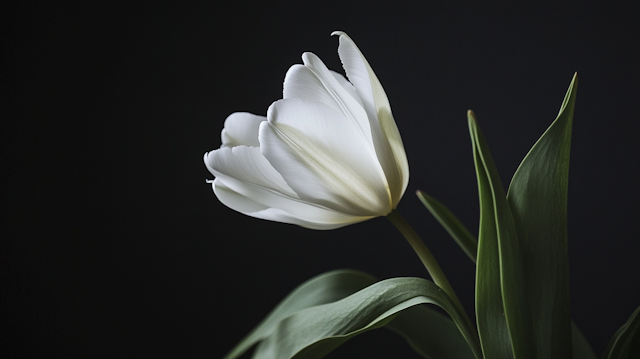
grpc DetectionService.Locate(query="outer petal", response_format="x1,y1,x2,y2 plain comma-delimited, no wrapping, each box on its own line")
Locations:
333,31,409,207
212,179,373,230
220,112,265,148
205,146,296,198
330,70,363,107
283,53,374,150
284,64,363,110
204,146,367,227
260,98,392,216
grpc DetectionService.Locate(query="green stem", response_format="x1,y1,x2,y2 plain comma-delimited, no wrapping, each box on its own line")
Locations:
387,209,474,333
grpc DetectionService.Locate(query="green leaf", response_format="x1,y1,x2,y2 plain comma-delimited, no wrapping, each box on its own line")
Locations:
223,269,377,359
469,117,513,358
469,111,534,359
506,73,578,359
572,322,598,359
602,306,640,359
413,198,598,359
386,304,476,359
253,277,483,359
224,270,480,359
412,202,598,359
416,190,478,263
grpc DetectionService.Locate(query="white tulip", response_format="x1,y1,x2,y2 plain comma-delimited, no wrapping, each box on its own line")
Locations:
204,32,409,229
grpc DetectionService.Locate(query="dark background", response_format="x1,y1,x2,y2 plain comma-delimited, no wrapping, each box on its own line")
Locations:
2,1,639,358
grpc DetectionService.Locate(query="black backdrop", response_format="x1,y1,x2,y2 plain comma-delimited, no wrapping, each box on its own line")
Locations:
2,1,639,358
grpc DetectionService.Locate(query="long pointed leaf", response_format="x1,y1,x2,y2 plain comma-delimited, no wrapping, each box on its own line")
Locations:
416,190,478,263
469,111,534,358
506,73,578,359
602,306,640,359
470,122,513,358
412,194,598,359
223,270,376,359
253,277,483,359
413,192,598,359
415,190,596,358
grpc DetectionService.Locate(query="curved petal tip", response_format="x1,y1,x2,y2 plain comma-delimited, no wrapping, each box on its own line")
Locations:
331,31,345,37
203,151,209,165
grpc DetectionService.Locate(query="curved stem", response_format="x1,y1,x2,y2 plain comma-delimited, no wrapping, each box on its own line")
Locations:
387,209,475,335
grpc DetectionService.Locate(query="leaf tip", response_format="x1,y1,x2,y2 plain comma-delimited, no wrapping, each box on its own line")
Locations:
467,110,477,123
415,190,430,206
467,110,479,136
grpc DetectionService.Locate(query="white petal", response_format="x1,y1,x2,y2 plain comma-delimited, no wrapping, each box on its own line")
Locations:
220,112,265,148
211,178,270,212
330,70,364,107
260,98,392,216
283,52,373,148
332,32,377,122
283,64,335,108
204,146,297,198
333,31,409,206
283,65,364,111
213,179,372,230
204,147,367,225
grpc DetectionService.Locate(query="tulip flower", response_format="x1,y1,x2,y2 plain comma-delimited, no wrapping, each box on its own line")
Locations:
204,31,409,229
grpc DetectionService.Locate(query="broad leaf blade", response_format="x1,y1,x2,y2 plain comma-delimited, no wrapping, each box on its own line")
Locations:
417,190,478,263
469,112,534,359
224,269,376,359
386,304,476,359
506,73,578,359
253,277,483,359
602,306,640,359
